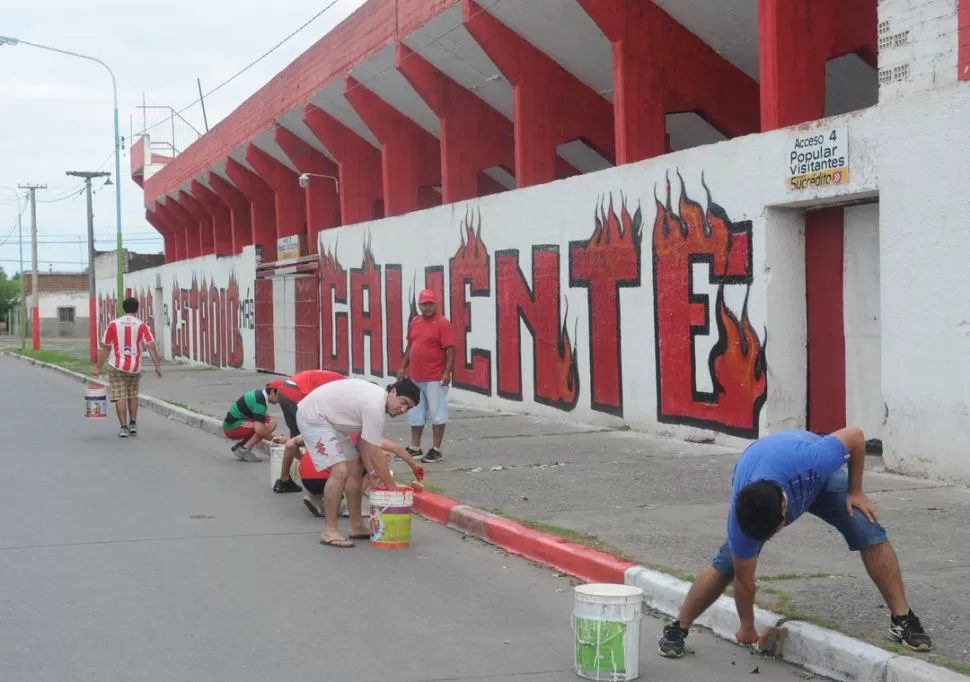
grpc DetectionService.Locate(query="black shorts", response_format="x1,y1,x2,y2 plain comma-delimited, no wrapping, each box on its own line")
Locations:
302,478,326,495
278,393,300,437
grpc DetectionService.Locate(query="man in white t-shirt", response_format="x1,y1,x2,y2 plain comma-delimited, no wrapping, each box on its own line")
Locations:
296,376,423,548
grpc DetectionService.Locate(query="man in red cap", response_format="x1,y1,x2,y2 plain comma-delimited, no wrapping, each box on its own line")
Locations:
273,369,346,493
399,288,454,463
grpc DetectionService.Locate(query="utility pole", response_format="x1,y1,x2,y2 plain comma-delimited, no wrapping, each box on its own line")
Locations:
18,183,46,351
67,171,111,363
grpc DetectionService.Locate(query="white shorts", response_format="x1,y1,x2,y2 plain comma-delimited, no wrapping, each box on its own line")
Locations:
296,412,358,472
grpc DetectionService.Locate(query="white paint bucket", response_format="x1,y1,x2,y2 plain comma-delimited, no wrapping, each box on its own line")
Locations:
84,385,108,420
573,583,644,681
368,487,414,549
269,444,301,486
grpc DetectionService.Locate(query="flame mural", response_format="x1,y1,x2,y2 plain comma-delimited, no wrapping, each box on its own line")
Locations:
549,298,580,411
350,233,384,376
449,209,492,395
320,241,350,374
569,193,643,417
652,171,767,437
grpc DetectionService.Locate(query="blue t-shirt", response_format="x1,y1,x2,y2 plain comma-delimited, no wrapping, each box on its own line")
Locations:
727,430,849,560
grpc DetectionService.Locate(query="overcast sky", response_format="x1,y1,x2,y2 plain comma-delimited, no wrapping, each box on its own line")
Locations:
0,0,367,275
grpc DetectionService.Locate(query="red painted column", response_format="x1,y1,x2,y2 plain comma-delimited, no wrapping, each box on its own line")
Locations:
303,104,384,225
275,126,341,255
463,0,614,187
344,77,441,217
178,190,214,256
151,202,185,261
225,157,277,262
145,207,176,262
579,0,759,164
961,0,970,81
246,144,306,257
190,180,234,256
805,208,846,434
396,44,514,203
759,0,876,131
208,172,252,254
158,198,200,260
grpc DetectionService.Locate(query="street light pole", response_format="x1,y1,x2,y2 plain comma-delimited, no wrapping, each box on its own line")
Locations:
18,183,46,351
0,35,125,314
0,186,26,350
67,171,111,363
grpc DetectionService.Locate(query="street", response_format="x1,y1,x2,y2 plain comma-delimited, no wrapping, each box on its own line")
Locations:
0,356,818,682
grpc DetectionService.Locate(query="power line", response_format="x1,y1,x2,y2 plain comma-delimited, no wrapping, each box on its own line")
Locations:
136,0,348,138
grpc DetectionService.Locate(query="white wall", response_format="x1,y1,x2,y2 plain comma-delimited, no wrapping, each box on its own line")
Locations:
879,84,970,482
878,0,960,101
34,291,87,318
843,203,883,441
95,247,258,370
313,109,878,445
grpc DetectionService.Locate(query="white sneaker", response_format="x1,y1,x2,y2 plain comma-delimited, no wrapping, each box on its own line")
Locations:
303,493,324,518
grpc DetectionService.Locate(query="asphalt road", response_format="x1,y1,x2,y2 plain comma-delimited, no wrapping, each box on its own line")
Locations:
0,356,816,682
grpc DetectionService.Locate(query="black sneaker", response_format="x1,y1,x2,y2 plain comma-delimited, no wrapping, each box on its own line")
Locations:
406,446,424,462
423,447,443,463
658,621,688,658
890,610,932,651
273,478,302,494
128,421,138,436
231,440,247,452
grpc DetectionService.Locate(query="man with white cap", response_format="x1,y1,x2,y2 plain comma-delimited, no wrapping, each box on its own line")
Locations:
398,288,454,463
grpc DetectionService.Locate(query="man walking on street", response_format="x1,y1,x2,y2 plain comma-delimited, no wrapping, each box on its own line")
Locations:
94,297,162,438
399,289,454,463
222,381,281,462
273,369,346,493
657,425,933,659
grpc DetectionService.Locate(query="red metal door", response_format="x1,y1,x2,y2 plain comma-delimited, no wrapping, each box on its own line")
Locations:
293,273,320,372
254,277,275,372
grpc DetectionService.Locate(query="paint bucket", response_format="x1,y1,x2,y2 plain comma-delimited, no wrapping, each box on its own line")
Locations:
573,583,644,681
269,444,301,487
84,385,108,420
368,486,414,549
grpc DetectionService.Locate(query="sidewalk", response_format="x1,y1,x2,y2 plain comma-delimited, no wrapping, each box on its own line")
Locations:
9,346,970,677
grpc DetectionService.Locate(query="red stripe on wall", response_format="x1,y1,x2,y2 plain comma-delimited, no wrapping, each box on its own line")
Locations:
255,278,276,372
805,207,846,434
294,274,321,372
959,0,970,80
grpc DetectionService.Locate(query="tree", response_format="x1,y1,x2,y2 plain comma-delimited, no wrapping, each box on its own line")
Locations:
0,267,22,327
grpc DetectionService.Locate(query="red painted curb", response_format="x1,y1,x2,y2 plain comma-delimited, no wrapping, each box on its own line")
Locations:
412,490,459,524
412,491,634,585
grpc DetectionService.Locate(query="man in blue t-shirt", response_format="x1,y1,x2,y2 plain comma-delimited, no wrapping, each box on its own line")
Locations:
657,426,932,658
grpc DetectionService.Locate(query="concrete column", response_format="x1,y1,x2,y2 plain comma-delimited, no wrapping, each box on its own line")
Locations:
157,198,199,260
303,103,384,225
579,0,759,163
462,0,614,187
275,126,340,254
343,77,441,217
225,157,277,262
396,44,513,203
208,172,252,254
145,207,177,263
759,0,876,131
245,144,306,256
190,180,234,256
177,190,214,257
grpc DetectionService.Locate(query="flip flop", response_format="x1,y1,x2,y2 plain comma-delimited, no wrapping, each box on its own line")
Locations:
320,537,355,548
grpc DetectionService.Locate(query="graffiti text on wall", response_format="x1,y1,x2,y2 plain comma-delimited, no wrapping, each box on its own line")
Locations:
169,274,248,368
651,171,767,438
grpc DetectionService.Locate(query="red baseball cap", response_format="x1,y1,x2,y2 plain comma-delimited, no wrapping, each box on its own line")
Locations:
418,289,437,304
266,379,284,392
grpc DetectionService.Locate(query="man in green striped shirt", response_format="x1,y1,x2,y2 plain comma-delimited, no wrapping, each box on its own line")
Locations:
223,380,281,462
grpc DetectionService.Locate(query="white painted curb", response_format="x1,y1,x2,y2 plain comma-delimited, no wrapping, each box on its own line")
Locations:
624,565,962,682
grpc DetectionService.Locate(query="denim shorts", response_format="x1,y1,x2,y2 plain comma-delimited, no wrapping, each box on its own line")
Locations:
712,467,889,576
408,380,450,426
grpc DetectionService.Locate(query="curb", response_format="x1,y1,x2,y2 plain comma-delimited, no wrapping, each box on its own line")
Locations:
8,351,966,682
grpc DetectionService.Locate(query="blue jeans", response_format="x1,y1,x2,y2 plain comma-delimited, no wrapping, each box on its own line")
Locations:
712,467,889,576
408,380,450,427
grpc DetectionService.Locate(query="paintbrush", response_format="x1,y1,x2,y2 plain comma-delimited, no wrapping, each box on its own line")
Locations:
758,621,789,657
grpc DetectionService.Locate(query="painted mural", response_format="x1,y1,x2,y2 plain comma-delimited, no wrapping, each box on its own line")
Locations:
316,168,769,439
95,248,258,370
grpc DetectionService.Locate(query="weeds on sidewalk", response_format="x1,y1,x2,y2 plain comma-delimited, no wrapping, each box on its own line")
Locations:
164,400,203,414
10,349,92,375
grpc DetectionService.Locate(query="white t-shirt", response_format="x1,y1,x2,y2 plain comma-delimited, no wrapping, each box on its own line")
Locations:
297,378,387,444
